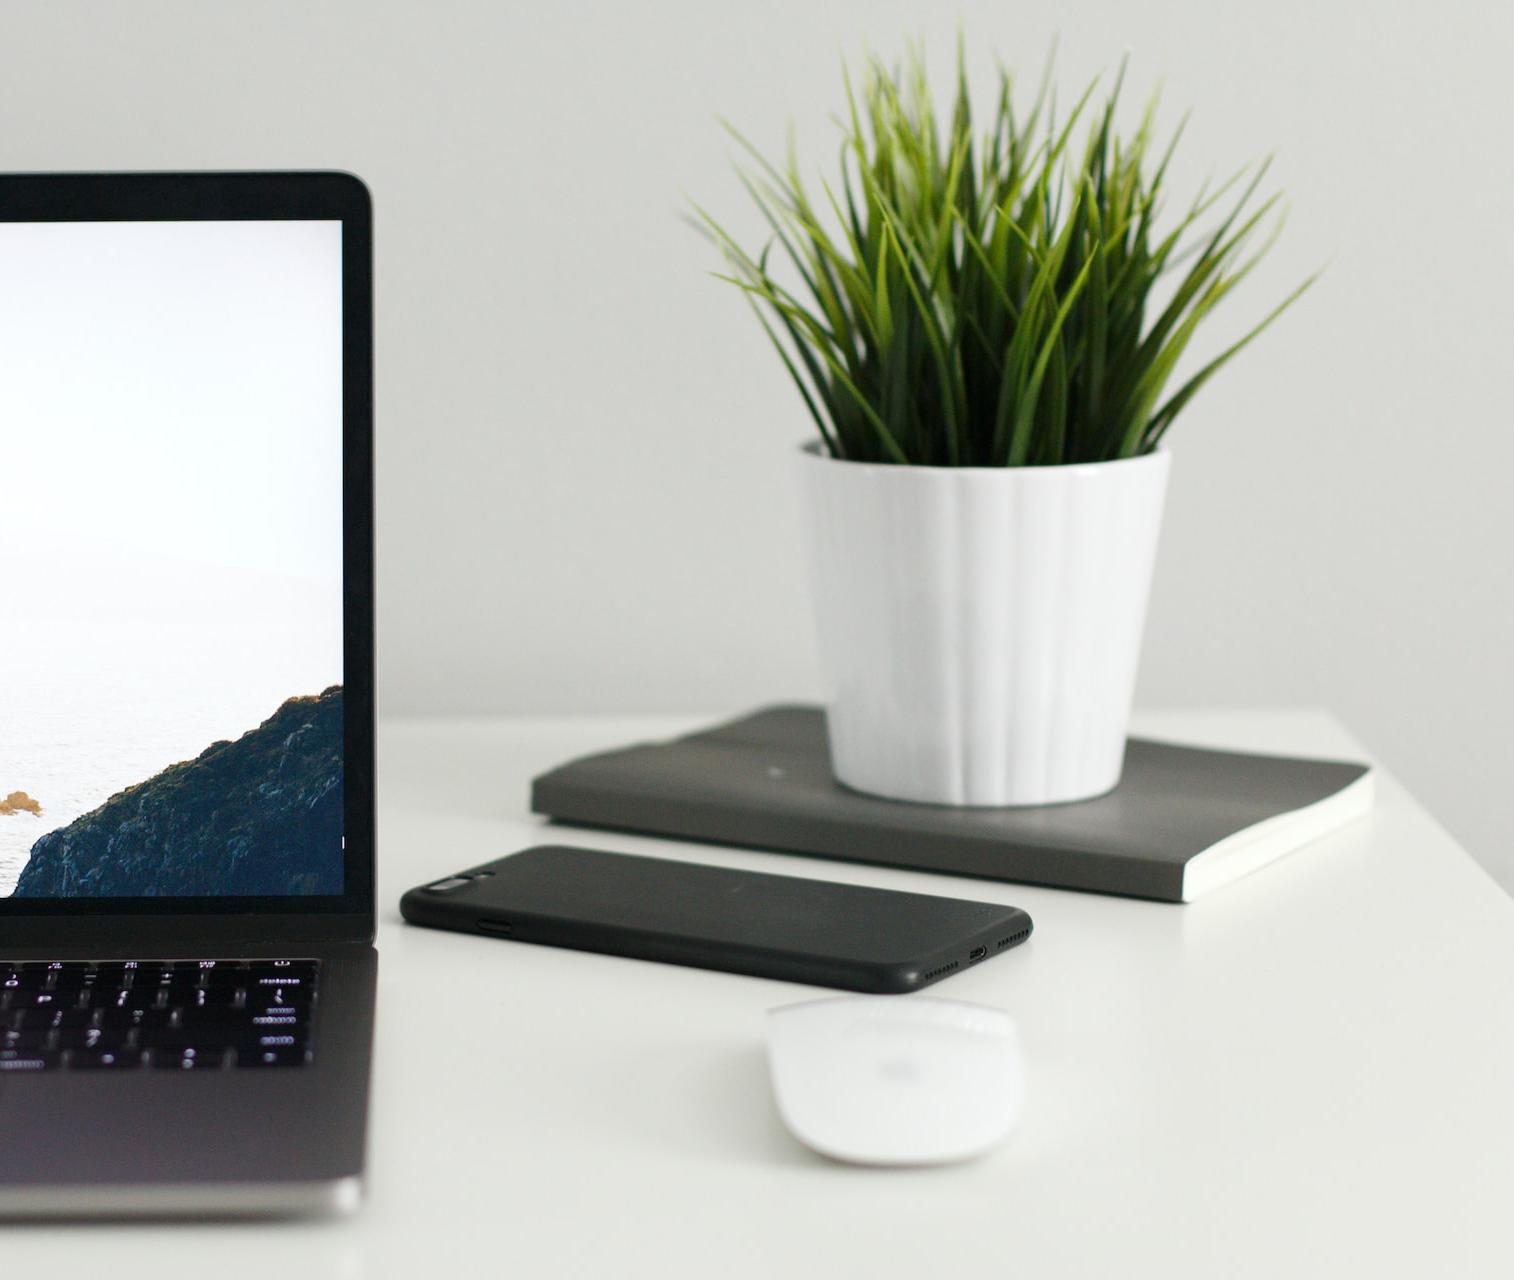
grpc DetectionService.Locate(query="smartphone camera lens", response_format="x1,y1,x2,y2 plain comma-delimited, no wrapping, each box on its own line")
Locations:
426,877,473,893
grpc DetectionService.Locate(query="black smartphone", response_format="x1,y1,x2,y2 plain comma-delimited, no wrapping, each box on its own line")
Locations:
399,846,1032,994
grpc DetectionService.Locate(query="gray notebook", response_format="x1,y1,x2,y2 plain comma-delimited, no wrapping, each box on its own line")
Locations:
530,705,1374,903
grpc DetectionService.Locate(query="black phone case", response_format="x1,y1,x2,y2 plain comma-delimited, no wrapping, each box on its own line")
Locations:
399,846,1032,994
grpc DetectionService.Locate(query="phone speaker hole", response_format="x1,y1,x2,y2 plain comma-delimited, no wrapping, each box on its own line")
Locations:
995,928,1031,950
922,959,960,982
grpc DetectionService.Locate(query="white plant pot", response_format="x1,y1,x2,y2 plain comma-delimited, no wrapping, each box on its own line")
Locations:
797,445,1171,806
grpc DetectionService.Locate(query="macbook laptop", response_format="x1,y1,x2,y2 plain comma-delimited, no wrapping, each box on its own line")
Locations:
0,172,377,1217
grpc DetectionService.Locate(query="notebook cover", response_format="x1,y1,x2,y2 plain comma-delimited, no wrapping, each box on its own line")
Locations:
529,705,1372,903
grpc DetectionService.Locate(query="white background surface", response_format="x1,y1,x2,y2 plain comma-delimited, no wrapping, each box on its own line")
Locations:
0,1,1510,887
9,710,1512,1278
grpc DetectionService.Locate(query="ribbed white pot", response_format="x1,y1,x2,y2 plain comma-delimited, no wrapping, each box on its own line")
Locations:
798,445,1170,806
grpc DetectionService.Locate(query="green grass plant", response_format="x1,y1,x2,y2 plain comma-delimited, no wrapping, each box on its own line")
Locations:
695,44,1315,466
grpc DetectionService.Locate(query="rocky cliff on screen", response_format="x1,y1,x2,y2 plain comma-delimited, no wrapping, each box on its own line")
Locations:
12,687,344,897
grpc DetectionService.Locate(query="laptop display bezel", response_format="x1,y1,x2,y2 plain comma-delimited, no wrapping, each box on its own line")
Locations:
0,172,375,946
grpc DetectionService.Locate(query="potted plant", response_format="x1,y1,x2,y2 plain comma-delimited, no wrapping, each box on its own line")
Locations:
698,47,1312,806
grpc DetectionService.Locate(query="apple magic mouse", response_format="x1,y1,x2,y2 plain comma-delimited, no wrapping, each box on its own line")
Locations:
766,995,1022,1166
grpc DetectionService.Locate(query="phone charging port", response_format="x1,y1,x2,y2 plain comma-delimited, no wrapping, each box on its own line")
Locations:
969,946,987,962
477,918,513,937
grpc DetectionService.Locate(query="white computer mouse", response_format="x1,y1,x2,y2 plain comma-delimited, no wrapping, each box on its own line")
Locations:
766,995,1022,1166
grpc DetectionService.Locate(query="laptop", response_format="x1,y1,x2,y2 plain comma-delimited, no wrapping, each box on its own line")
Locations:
0,172,377,1217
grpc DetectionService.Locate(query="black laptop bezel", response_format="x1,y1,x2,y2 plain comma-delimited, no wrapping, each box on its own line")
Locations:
0,172,375,948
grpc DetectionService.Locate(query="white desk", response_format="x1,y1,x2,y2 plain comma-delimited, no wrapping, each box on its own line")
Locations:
10,711,1513,1278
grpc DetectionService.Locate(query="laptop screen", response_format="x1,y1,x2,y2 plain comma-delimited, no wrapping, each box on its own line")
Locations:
0,219,345,900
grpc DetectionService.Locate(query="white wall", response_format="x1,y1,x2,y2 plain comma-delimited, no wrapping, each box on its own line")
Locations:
3,0,1510,889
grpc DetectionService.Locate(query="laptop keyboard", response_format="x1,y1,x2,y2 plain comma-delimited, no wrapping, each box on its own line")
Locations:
0,960,318,1072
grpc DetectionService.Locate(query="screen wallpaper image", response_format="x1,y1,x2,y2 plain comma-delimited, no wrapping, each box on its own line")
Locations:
0,219,345,898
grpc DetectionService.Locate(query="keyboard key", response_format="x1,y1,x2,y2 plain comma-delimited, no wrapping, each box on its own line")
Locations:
182,986,243,1012
67,1049,142,1070
0,1050,59,1070
151,1028,239,1052
237,1046,308,1068
253,974,314,990
250,1014,308,1033
104,986,152,1008
179,1007,262,1032
13,1008,94,1032
6,990,65,1010
150,1047,224,1070
96,1006,175,1031
1,967,48,991
254,988,313,1011
94,1008,144,1030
